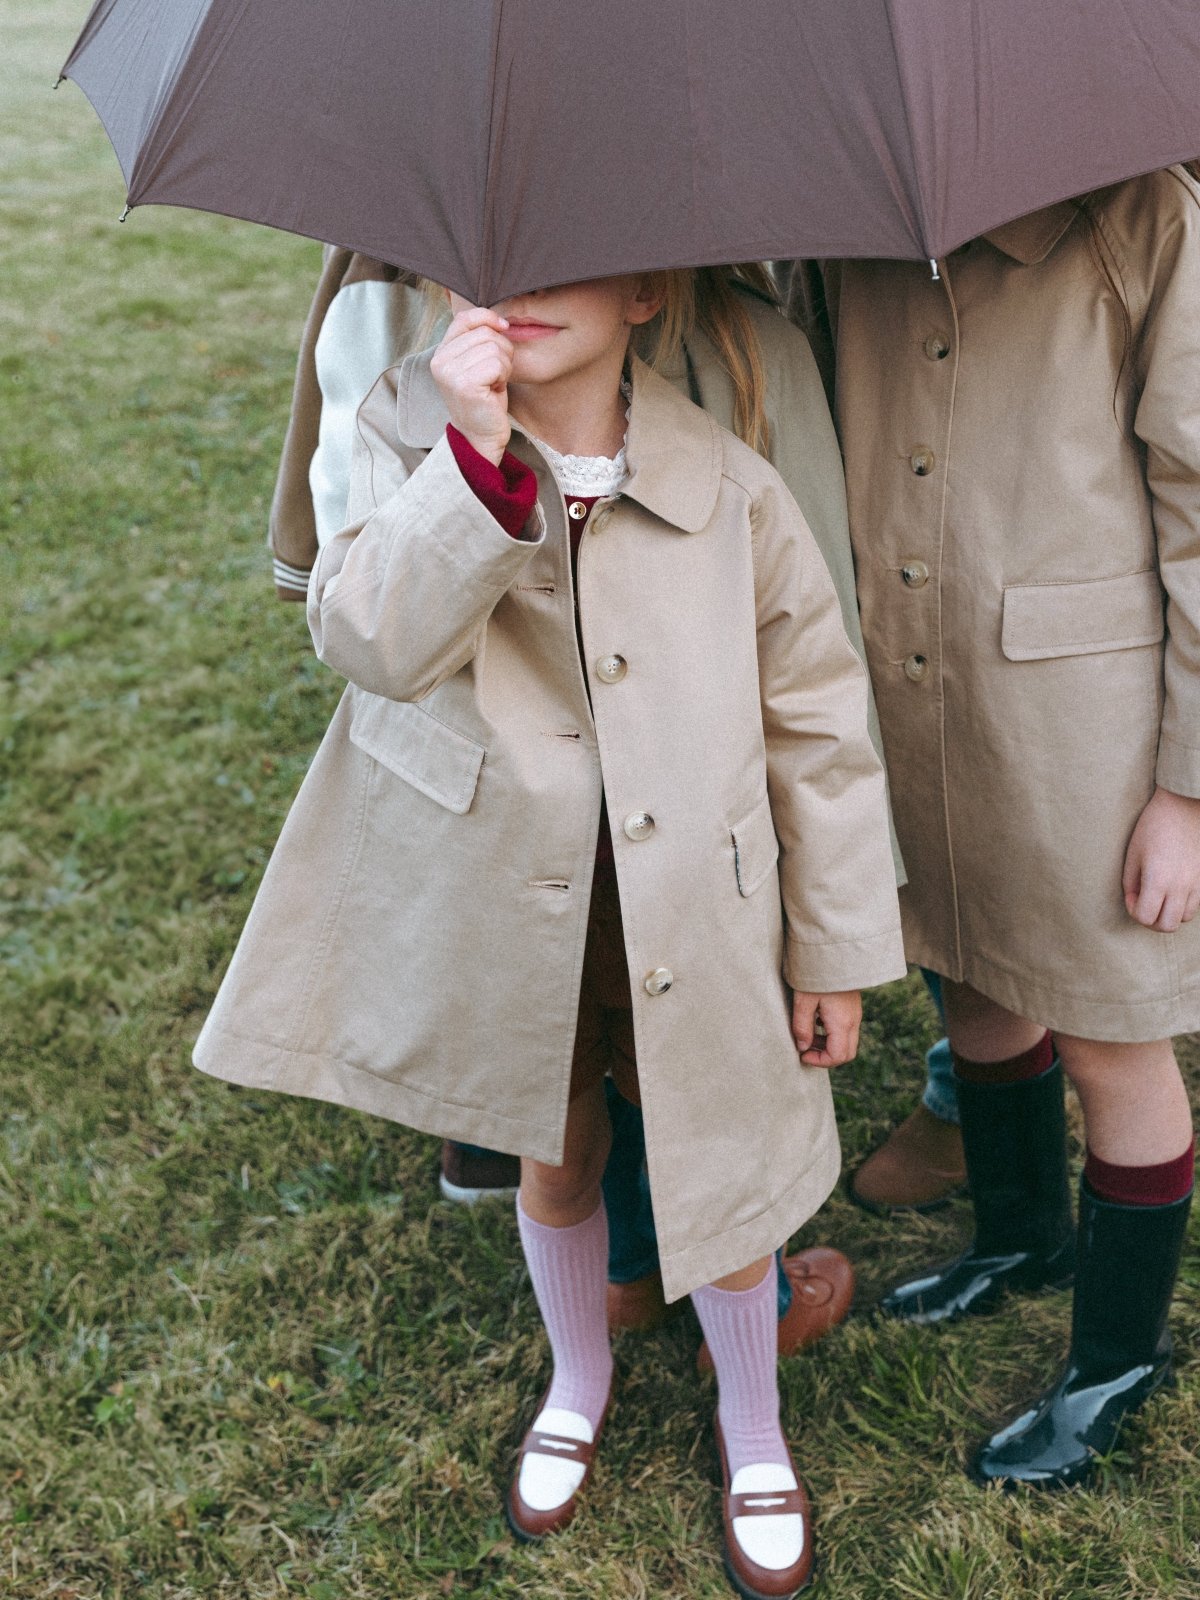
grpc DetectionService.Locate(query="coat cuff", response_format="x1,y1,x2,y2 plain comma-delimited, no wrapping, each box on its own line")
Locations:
1156,732,1200,800
784,928,908,995
446,424,539,539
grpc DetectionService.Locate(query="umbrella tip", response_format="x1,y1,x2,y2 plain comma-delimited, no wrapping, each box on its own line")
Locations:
119,204,131,224
53,74,65,89
929,257,940,282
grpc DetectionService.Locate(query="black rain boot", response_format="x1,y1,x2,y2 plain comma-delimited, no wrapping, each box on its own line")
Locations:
878,1059,1075,1325
971,1180,1192,1489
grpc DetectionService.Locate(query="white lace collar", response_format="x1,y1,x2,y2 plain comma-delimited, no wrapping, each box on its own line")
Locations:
526,379,631,499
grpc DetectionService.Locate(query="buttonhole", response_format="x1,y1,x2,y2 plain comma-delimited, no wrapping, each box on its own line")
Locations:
528,879,571,892
518,583,556,594
541,729,582,740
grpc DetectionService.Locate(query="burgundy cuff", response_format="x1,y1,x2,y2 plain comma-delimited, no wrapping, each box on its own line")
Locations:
446,424,539,539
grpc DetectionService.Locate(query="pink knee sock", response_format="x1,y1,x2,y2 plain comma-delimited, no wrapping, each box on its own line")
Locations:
516,1197,613,1430
691,1268,791,1475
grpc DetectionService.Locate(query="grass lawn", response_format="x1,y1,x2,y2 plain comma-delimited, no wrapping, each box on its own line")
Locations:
2,4,1199,1596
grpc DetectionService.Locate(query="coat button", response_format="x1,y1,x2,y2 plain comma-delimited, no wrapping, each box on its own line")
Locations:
909,448,935,476
568,500,588,520
904,653,930,682
644,967,673,995
901,560,930,588
924,333,951,361
624,812,655,841
595,654,628,683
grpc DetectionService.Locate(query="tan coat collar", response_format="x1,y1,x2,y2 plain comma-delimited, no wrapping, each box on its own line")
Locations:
394,351,721,533
982,201,1078,265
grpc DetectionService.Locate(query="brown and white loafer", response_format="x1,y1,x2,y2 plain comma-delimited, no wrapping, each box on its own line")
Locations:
505,1393,610,1542
716,1416,813,1599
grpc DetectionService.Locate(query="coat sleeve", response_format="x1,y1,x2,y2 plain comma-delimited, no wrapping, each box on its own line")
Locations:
306,373,545,702
1130,175,1200,798
751,470,907,993
268,245,355,600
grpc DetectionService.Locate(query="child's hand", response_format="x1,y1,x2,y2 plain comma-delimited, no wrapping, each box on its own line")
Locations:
1122,785,1200,932
431,307,514,465
791,989,862,1068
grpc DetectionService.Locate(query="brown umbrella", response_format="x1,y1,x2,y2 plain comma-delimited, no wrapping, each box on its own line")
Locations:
62,0,1200,304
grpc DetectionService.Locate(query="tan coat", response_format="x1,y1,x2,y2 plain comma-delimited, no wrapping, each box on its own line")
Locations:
790,168,1200,1041
196,353,905,1299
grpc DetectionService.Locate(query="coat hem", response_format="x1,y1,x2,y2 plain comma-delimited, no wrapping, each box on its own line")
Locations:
656,1138,841,1304
903,942,1200,1043
193,1027,566,1164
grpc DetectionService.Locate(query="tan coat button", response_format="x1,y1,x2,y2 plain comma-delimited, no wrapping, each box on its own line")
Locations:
595,654,628,683
901,560,930,588
624,812,655,841
904,653,930,682
910,449,935,476
644,967,673,995
924,333,951,361
568,500,588,520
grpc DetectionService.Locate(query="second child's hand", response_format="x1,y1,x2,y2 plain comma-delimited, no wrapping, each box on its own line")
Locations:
791,989,862,1068
430,307,514,465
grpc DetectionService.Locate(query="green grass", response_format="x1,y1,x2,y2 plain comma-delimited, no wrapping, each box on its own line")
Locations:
3,5,1199,1596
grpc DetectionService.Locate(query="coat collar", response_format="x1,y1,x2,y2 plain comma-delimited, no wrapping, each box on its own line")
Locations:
394,351,721,534
981,201,1078,265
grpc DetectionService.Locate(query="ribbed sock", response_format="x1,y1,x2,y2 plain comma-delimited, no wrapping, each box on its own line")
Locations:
691,1267,790,1476
1084,1137,1195,1207
516,1197,612,1431
951,1030,1054,1086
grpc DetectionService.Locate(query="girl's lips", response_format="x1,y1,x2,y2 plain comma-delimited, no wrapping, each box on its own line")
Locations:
505,321,561,342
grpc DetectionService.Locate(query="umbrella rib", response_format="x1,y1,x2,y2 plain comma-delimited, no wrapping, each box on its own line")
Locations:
475,0,510,306
877,0,936,260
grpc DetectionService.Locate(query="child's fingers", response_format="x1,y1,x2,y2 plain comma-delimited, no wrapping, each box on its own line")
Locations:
817,1012,859,1068
799,1044,837,1069
1155,890,1189,934
791,992,819,1052
1131,871,1168,929
1184,887,1200,925
444,306,511,340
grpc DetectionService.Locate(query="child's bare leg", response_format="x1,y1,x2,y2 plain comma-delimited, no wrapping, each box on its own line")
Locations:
1055,1034,1193,1165
519,1079,612,1225
511,1081,613,1523
941,979,1045,1059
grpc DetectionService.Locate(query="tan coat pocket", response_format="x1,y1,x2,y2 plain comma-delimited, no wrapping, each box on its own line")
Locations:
731,793,780,897
348,692,484,814
1001,570,1165,661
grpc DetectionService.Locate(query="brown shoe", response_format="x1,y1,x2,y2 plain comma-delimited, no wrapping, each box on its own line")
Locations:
697,1249,854,1374
505,1387,611,1542
438,1140,520,1204
849,1103,966,1213
607,1269,683,1332
716,1414,813,1599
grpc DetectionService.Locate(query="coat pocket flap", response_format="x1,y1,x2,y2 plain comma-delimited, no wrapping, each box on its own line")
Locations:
349,692,484,814
731,793,780,898
1001,570,1164,662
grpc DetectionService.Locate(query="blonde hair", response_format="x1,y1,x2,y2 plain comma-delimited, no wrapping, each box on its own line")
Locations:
419,263,776,455
642,264,774,455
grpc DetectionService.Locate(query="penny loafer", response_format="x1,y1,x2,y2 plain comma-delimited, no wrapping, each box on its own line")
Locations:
505,1388,611,1542
716,1415,813,1599
698,1249,853,1373
607,1268,683,1332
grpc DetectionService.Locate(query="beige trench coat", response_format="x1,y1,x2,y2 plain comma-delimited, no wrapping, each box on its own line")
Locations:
790,167,1200,1042
195,353,905,1299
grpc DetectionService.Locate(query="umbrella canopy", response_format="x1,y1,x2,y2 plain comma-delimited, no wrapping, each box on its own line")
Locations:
63,0,1200,304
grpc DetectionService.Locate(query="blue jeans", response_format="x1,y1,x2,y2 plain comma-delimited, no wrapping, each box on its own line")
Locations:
918,970,959,1126
602,1079,793,1316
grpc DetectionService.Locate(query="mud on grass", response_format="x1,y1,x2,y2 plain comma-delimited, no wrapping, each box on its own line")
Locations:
3,3,1200,1596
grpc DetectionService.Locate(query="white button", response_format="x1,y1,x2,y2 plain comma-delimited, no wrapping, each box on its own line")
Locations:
904,653,930,682
568,500,588,520
644,967,673,996
624,812,655,841
910,448,935,476
901,560,929,588
595,654,628,683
